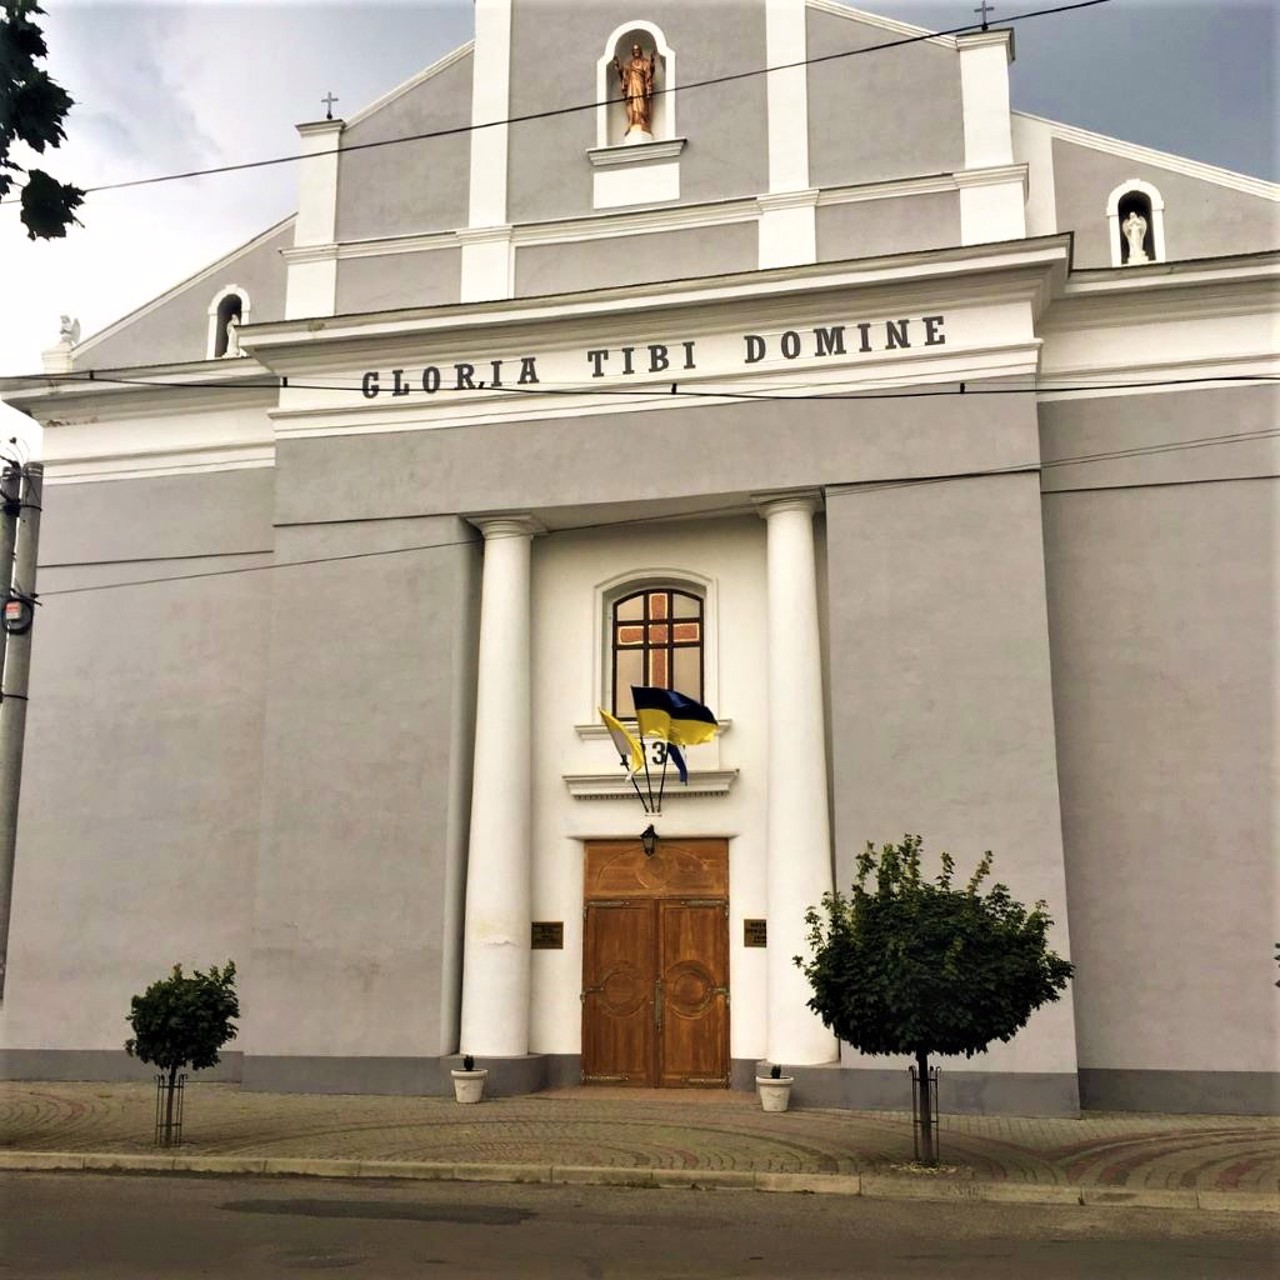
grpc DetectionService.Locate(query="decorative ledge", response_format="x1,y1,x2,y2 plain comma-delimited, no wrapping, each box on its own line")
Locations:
587,137,686,167
564,769,739,800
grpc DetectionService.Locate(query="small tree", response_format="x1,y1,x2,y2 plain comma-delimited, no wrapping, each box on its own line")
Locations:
797,836,1073,1164
125,961,238,1143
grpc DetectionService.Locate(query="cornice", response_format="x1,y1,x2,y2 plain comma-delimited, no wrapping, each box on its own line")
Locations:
0,364,280,424
243,237,1072,369
565,770,739,800
587,138,687,168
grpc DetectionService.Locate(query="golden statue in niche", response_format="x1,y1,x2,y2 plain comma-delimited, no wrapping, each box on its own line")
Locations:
612,42,658,140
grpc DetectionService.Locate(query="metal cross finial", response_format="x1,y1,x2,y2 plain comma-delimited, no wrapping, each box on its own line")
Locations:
974,1,995,30
321,92,339,121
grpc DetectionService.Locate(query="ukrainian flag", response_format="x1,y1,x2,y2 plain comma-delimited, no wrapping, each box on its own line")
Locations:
630,686,719,747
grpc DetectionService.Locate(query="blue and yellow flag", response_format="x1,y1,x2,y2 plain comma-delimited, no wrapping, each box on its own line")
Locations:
599,707,644,774
630,686,719,747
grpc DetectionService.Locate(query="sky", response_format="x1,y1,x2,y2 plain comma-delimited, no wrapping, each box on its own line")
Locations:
1,0,1276,454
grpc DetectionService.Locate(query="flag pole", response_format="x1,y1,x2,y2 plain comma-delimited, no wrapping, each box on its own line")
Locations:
656,742,670,813
637,726,656,814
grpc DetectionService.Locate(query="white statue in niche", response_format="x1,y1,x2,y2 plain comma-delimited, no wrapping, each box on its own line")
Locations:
1122,210,1149,264
222,313,243,358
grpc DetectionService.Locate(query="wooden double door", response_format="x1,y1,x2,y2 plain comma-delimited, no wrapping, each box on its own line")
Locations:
581,839,729,1088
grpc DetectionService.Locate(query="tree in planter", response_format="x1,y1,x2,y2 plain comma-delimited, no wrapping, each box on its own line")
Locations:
796,836,1073,1165
124,961,238,1145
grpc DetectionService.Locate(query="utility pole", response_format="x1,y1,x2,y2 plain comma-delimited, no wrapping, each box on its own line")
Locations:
0,462,20,688
0,461,43,996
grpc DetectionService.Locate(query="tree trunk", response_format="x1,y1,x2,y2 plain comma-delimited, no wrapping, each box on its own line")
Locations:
915,1049,935,1166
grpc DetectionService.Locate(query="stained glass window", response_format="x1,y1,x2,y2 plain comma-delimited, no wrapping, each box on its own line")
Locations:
611,587,703,718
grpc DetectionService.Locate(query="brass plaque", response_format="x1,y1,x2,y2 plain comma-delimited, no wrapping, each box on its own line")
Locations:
743,918,767,947
531,921,564,950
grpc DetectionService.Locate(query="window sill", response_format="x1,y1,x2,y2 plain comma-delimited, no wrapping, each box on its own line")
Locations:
564,769,739,800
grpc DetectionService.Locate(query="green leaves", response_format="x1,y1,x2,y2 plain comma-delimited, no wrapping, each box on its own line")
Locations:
1,0,82,239
124,961,239,1074
797,836,1073,1061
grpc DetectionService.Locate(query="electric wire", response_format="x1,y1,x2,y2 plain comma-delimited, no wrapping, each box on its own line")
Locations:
31,421,1279,600
0,0,1111,205
11,370,1278,399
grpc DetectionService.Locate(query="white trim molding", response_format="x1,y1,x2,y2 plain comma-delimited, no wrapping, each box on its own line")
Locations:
1106,179,1167,268
1015,111,1280,200
591,566,720,728
565,770,739,800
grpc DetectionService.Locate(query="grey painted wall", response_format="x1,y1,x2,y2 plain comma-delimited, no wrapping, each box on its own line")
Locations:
335,248,462,315
38,468,275,565
807,10,963,190
506,1,768,226
1052,139,1279,268
2,472,274,1053
816,191,960,263
1039,385,1278,492
514,222,757,297
272,384,1032,529
78,224,293,371
1042,475,1276,1076
242,514,480,1063
336,52,473,243
823,467,1080,1078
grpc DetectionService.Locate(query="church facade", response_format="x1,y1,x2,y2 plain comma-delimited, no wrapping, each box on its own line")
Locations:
2,1,1275,1116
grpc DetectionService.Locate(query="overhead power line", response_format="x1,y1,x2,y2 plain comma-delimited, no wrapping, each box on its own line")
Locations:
0,0,1110,205
34,420,1278,601
10,369,1277,399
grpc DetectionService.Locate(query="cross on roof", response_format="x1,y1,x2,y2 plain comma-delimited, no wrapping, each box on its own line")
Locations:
321,92,339,121
974,2,995,30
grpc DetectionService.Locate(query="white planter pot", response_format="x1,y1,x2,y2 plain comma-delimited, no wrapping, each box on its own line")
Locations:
451,1068,488,1104
755,1076,794,1112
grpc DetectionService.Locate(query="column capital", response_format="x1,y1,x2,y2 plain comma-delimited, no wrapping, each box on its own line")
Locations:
470,513,545,540
754,489,824,520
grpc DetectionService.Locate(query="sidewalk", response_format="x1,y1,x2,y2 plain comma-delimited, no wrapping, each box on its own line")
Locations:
2,1081,1276,1212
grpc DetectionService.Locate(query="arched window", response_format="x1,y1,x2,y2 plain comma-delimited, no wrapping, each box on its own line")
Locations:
206,285,251,359
610,585,703,718
1106,180,1166,267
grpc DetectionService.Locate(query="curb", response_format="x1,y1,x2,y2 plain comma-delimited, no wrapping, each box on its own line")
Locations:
1,1151,1275,1212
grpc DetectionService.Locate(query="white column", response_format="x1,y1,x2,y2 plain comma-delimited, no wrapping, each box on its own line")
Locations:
285,118,342,319
759,493,838,1065
459,515,538,1057
956,30,1025,245
462,0,514,302
760,0,816,269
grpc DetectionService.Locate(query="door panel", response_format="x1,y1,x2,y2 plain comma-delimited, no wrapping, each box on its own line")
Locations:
582,900,655,1085
582,840,729,1088
659,902,729,1087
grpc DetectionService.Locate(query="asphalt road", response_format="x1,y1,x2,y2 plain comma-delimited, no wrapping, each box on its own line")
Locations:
2,1172,1276,1279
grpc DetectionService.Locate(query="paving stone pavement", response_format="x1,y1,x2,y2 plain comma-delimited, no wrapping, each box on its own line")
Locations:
2,1081,1276,1211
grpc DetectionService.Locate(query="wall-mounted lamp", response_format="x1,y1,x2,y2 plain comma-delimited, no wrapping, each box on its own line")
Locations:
640,823,658,858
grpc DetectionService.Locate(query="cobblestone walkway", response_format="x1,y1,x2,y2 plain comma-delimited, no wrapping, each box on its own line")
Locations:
2,1081,1276,1194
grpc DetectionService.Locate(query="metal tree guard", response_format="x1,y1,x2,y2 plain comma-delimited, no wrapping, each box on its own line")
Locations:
154,1072,186,1147
909,1064,940,1163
